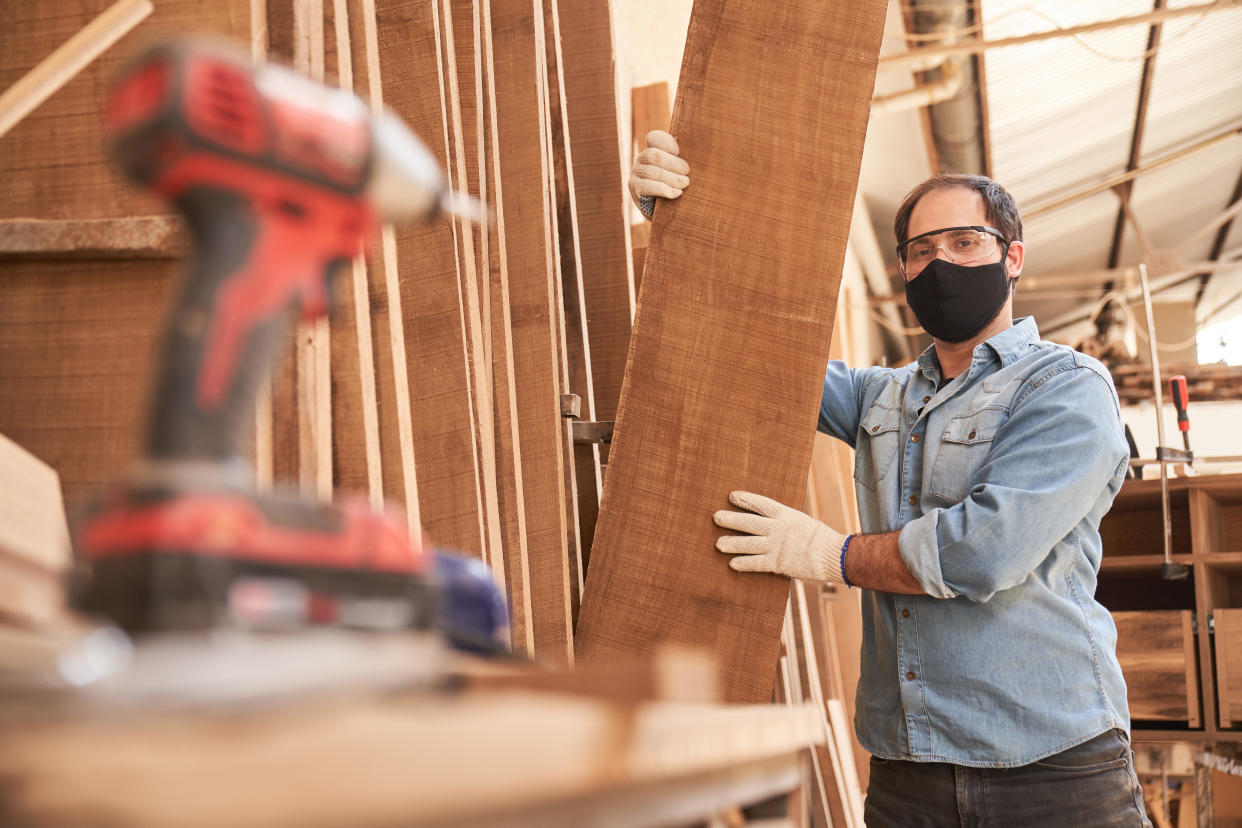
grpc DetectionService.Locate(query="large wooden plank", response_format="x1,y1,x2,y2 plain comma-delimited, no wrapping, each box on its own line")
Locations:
489,0,573,666
574,0,887,703
374,0,486,556
555,0,633,427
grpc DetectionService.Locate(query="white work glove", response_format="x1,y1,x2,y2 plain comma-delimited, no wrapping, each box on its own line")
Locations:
714,491,850,585
628,130,690,220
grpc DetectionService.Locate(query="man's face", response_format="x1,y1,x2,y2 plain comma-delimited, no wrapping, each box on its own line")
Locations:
901,187,1021,281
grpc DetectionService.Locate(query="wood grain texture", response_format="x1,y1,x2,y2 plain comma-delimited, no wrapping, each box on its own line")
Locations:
489,0,573,666
0,217,183,258
542,0,599,611
375,0,485,556
479,0,534,654
574,0,887,703
1215,608,1242,728
0,260,175,511
0,0,250,220
439,0,504,581
1113,610,1199,724
555,0,632,428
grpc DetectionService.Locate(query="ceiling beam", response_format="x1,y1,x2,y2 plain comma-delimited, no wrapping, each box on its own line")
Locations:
879,0,1241,71
1106,0,1164,270
970,0,994,179
1024,122,1242,219
1194,164,1242,316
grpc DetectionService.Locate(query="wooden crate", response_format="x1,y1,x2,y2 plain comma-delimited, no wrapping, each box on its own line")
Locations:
1213,608,1242,728
1114,610,1200,726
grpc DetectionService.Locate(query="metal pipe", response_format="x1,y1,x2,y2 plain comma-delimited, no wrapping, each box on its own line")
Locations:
871,57,965,115
878,0,1241,71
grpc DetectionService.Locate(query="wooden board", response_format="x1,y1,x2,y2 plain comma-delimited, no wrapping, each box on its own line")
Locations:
374,0,486,556
479,0,534,654
0,0,251,221
0,259,176,512
0,432,71,571
574,0,887,703
325,0,382,506
1214,608,1242,728
555,0,634,426
541,0,593,616
1113,610,1200,725
488,0,573,666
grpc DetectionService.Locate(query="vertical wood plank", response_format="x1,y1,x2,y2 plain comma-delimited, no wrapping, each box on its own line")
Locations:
542,0,601,613
489,0,573,666
555,0,633,429
439,0,505,583
374,0,484,555
574,0,887,702
347,0,421,533
326,0,383,507
479,0,535,654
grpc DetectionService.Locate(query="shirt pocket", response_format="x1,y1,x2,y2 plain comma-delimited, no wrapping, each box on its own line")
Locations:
854,404,902,492
929,408,1007,503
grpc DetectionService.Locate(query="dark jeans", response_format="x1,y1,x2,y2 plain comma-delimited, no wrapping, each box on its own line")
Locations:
863,729,1151,827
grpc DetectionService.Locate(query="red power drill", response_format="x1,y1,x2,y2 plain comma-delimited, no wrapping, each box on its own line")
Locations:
74,41,497,640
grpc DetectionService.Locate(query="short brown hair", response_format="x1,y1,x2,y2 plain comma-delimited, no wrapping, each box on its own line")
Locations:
893,174,1023,260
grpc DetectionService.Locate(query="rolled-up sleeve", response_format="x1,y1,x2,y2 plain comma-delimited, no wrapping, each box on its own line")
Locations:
819,361,887,447
899,364,1129,602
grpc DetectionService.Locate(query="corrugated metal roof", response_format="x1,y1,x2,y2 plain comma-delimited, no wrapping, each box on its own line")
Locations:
982,0,1150,203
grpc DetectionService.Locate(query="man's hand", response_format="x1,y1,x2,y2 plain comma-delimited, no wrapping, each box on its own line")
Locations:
713,491,850,585
629,130,690,219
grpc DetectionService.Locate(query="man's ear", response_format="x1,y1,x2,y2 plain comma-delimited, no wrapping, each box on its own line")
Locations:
1005,240,1024,280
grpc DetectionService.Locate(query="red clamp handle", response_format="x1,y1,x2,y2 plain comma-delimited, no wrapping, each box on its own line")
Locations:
1170,375,1190,432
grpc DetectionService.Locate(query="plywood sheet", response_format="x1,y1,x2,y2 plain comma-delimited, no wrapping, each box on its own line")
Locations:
574,0,886,703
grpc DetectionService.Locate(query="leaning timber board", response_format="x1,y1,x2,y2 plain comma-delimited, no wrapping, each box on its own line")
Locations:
574,0,887,703
374,0,487,557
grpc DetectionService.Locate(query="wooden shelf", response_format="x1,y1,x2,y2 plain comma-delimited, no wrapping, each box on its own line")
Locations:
1100,474,1242,745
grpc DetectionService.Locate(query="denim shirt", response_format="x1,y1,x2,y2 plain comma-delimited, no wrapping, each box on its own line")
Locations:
818,317,1132,768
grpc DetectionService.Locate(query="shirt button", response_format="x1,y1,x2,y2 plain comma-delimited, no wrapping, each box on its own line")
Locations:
902,609,910,618
968,429,977,439
906,671,916,681
907,495,917,505
911,434,920,443
872,425,880,433
922,396,931,403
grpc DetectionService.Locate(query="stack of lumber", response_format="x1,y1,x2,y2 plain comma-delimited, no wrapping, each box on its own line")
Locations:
0,0,883,818
0,0,641,670
0,433,73,635
1111,361,1242,405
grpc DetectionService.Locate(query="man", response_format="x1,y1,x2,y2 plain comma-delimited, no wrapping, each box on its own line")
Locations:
630,131,1150,827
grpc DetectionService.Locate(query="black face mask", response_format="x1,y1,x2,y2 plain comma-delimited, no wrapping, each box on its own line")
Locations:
903,251,1014,343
